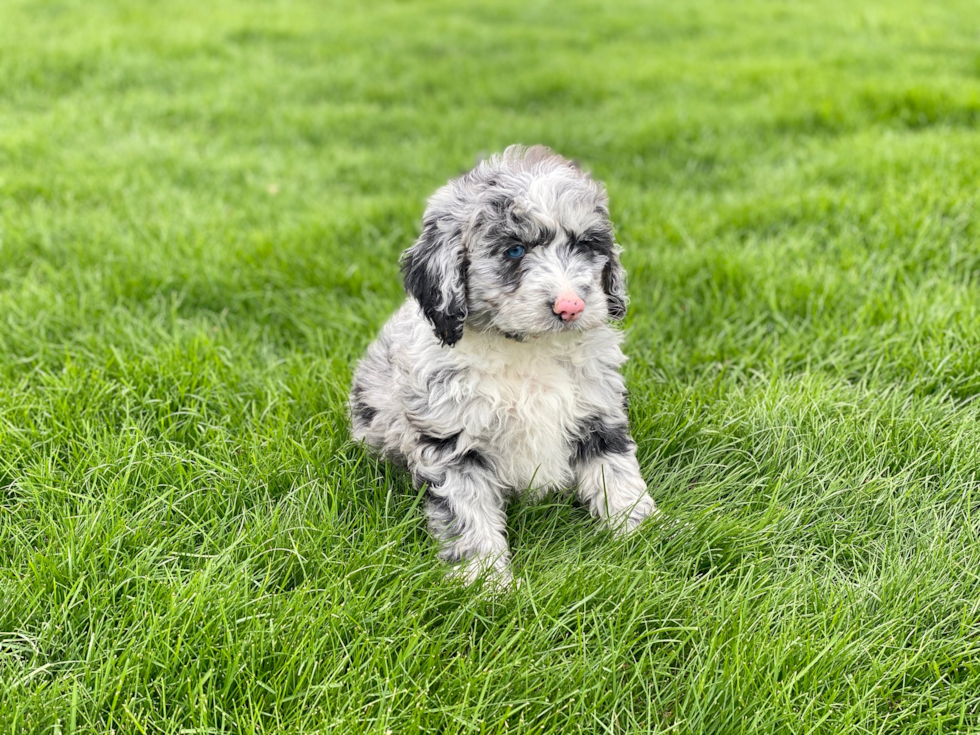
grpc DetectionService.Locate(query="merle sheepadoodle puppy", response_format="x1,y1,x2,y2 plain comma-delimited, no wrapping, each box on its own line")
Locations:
350,145,658,586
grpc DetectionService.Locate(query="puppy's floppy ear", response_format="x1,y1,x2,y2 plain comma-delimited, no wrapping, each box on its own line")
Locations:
401,216,468,346
603,246,628,321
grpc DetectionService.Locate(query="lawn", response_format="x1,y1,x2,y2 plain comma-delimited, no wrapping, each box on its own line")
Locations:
3,0,980,732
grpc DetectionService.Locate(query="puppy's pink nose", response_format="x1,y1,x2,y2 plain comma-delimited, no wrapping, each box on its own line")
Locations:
553,292,585,322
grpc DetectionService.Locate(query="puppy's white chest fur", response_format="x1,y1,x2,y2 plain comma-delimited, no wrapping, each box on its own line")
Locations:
460,334,582,493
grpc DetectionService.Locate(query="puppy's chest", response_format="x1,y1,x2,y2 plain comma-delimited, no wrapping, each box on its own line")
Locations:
473,358,581,491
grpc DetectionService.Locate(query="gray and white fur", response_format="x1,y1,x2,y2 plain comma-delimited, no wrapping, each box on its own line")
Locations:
350,145,658,586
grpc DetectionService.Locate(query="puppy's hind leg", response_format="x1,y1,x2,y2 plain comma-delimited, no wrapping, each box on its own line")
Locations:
414,449,513,588
571,417,658,533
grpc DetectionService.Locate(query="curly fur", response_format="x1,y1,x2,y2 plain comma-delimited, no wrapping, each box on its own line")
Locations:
350,145,658,586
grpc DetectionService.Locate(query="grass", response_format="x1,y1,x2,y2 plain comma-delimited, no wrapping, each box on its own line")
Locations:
2,0,980,731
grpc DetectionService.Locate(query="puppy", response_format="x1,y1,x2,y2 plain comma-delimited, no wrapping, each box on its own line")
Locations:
350,145,658,586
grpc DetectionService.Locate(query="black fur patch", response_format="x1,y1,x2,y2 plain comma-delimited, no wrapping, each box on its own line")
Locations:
603,258,627,321
425,488,467,546
459,449,491,472
573,227,615,257
354,402,378,424
419,431,461,453
573,414,632,464
350,385,378,424
401,221,468,347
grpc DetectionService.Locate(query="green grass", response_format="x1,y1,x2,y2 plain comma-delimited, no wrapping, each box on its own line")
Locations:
3,0,980,731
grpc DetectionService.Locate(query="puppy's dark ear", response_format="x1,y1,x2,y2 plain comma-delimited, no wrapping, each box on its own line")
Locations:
401,216,468,346
603,248,628,321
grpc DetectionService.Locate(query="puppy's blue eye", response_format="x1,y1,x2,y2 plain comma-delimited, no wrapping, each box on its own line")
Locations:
506,245,525,259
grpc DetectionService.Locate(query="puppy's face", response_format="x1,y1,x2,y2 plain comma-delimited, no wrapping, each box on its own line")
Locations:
401,146,627,346
465,182,616,339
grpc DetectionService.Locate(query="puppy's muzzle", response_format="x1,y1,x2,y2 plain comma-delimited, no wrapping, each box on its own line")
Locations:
553,291,585,322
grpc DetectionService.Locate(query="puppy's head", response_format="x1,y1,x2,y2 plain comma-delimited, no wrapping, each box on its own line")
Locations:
401,145,626,347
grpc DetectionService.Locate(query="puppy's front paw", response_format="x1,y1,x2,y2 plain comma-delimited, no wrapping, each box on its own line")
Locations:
446,554,514,591
618,493,660,535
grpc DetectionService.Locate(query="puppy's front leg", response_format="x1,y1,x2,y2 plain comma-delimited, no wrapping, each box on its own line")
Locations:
413,451,512,586
572,416,658,533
